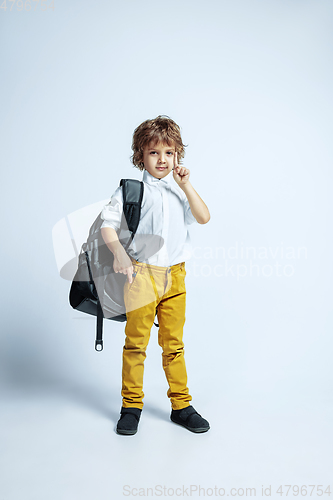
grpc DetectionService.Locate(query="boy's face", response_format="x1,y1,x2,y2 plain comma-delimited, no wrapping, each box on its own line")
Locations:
142,141,175,180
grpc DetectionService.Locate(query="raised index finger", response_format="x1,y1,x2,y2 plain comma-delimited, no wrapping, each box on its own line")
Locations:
173,151,178,170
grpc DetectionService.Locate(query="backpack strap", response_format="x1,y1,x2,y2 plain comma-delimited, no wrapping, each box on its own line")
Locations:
120,179,144,252
84,250,105,351
154,310,159,328
95,301,104,351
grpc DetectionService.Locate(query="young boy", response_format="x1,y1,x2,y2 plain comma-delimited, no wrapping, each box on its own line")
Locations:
100,115,210,435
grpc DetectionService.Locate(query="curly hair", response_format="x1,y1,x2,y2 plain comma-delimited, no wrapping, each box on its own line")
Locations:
131,115,187,171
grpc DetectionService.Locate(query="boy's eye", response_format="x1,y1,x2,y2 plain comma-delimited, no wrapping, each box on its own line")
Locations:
149,151,174,155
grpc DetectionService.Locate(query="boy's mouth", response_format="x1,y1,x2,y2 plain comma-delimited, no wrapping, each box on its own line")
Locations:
156,167,167,171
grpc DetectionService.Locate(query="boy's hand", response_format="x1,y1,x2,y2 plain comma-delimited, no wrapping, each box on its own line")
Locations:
173,152,190,187
113,247,134,283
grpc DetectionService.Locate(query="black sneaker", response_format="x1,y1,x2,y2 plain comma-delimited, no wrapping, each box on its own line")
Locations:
116,407,142,435
171,405,210,433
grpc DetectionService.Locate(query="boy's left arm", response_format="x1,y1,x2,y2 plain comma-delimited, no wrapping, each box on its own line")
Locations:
173,153,210,225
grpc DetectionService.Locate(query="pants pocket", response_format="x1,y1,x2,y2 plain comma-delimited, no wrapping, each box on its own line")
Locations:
124,268,139,294
176,265,186,294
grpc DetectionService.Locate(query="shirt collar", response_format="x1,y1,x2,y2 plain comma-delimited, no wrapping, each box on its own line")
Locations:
143,169,173,187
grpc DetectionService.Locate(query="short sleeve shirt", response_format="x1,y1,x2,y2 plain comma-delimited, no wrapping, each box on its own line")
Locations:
100,169,197,267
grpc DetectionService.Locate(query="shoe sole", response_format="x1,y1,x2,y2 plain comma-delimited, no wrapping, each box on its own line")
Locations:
116,427,138,435
170,417,210,433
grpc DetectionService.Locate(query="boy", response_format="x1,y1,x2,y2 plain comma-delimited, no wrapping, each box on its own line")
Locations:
100,115,210,435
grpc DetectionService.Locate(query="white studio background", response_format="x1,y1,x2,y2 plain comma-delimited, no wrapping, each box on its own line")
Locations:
1,1,332,499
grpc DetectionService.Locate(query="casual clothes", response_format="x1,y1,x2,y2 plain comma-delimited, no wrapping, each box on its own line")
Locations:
100,169,197,409
100,169,196,267
122,258,192,410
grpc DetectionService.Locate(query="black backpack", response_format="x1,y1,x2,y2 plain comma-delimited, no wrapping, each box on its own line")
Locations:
69,178,152,351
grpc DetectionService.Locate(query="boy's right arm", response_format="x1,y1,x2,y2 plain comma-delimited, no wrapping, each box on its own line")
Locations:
101,227,133,284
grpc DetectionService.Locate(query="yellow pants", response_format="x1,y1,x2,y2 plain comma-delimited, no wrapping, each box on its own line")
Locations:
122,258,192,410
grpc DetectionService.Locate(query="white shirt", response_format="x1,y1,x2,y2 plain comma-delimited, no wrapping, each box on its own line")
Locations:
100,169,197,267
